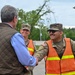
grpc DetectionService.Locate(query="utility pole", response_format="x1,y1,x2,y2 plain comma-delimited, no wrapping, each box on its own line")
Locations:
40,27,42,41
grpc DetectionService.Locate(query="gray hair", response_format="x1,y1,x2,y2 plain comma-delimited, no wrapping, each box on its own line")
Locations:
1,5,18,22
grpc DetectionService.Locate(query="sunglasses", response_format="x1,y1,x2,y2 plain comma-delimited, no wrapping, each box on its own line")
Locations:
48,30,59,33
23,29,29,32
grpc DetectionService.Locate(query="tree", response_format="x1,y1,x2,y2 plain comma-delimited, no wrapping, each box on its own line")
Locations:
16,0,52,40
63,28,75,40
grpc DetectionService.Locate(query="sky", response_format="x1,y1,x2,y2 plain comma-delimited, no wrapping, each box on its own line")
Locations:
0,0,75,28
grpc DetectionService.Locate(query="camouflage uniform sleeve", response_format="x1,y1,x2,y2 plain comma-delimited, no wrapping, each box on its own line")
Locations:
34,42,48,62
71,39,75,56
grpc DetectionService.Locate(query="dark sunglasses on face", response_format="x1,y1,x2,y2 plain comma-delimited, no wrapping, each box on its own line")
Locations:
48,30,59,33
23,29,29,32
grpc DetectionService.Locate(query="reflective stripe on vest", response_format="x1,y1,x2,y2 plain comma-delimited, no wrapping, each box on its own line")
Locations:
27,40,34,55
47,57,60,60
46,74,60,75
28,47,34,52
47,55,74,60
46,71,75,75
62,55,74,59
62,71,75,75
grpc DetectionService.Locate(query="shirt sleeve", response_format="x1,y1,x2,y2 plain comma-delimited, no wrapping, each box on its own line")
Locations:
34,42,48,61
11,32,36,66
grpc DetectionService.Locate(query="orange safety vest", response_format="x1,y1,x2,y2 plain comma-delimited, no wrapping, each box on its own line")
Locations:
46,38,75,75
27,40,35,55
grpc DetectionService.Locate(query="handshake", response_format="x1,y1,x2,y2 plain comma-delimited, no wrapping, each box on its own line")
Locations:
25,57,38,71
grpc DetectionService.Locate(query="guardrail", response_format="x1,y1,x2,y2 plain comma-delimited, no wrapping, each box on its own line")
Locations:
33,41,45,45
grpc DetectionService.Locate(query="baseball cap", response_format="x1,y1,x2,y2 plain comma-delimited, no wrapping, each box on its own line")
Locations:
21,23,31,31
47,23,63,31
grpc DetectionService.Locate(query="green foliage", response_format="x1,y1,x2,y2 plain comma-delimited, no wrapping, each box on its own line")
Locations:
63,28,75,40
16,0,52,40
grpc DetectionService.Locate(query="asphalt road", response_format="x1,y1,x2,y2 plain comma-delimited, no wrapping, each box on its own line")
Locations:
33,59,45,75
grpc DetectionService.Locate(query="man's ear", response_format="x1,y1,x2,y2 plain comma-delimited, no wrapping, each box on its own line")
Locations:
60,31,63,36
13,16,17,23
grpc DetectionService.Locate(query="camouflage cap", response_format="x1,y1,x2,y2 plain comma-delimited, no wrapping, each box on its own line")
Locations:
21,23,31,31
48,23,63,31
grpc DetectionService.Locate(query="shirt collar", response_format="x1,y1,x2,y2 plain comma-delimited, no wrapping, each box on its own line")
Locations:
3,22,13,28
52,38,66,48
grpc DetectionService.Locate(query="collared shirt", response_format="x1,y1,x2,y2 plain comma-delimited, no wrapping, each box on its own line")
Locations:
11,32,36,66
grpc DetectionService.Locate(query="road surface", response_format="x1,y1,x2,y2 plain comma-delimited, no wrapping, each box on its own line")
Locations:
33,59,45,75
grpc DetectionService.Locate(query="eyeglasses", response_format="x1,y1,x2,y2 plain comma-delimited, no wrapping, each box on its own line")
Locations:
23,29,29,32
48,30,59,33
